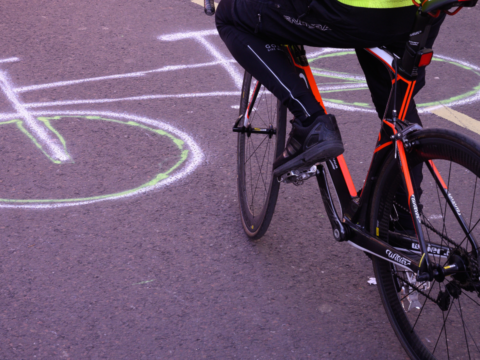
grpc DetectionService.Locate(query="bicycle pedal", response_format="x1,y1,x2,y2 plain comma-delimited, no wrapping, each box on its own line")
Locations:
278,165,318,185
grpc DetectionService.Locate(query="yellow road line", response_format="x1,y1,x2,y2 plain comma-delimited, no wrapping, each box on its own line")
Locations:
429,106,480,135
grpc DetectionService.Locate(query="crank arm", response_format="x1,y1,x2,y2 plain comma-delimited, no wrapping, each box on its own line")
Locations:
316,164,346,241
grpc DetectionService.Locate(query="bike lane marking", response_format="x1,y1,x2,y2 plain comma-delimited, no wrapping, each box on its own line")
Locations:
3,30,477,210
158,30,243,89
17,91,241,109
308,50,480,111
18,31,478,136
0,57,20,64
0,110,204,209
161,33,480,130
428,106,480,135
0,71,72,163
14,60,237,93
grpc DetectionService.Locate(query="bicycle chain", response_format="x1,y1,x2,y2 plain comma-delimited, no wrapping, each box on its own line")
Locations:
421,220,458,248
393,201,457,247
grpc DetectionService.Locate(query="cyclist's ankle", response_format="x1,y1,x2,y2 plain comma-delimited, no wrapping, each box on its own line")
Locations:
301,110,327,127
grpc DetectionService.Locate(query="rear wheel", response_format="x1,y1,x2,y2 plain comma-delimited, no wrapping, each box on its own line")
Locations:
370,129,480,359
237,71,287,239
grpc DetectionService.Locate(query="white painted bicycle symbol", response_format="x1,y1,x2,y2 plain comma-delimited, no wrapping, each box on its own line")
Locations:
0,57,204,209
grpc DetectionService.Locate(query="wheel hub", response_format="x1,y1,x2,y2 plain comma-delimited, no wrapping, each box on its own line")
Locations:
449,248,480,292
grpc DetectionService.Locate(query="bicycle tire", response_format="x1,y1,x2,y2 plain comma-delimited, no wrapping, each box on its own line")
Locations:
237,71,287,239
370,128,480,359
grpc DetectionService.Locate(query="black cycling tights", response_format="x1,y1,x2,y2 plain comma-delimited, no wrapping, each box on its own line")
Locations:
216,0,444,123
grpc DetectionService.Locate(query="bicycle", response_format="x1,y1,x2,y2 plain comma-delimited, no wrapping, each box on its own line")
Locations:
225,0,480,358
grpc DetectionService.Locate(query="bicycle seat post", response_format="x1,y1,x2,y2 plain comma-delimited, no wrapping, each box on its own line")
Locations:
399,9,436,79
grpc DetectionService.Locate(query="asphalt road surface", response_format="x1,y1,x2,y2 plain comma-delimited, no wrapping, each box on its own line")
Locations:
1,1,480,359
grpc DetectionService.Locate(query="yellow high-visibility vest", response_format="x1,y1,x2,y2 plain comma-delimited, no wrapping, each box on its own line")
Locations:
337,0,414,8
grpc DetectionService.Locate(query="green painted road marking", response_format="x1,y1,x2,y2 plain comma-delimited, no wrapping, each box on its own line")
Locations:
133,279,156,285
0,115,188,204
309,51,480,110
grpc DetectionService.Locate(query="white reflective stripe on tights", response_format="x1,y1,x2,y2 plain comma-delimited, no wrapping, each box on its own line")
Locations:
247,45,310,117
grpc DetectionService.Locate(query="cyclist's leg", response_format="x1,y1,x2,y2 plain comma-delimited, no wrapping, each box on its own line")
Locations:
216,0,325,121
216,0,347,174
354,13,446,232
354,13,446,124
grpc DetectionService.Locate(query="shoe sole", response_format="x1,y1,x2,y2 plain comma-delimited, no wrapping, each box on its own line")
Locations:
273,140,344,177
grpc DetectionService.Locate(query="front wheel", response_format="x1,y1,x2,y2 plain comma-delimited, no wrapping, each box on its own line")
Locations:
370,128,480,359
237,71,287,239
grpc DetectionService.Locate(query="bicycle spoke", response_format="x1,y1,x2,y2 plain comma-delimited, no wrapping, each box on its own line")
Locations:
250,137,271,204
457,297,480,355
469,177,478,230
248,136,255,214
411,278,438,332
399,285,423,303
456,287,480,307
432,283,454,357
421,215,457,247
441,162,453,255
264,91,272,127
453,216,480,255
243,83,278,217
244,135,269,165
249,143,265,214
423,212,440,267
455,297,472,359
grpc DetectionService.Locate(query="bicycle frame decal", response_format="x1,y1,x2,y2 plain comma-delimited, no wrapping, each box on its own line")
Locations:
346,222,420,273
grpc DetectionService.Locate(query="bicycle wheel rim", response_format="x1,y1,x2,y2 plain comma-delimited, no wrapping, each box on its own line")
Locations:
237,72,286,239
371,129,480,360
